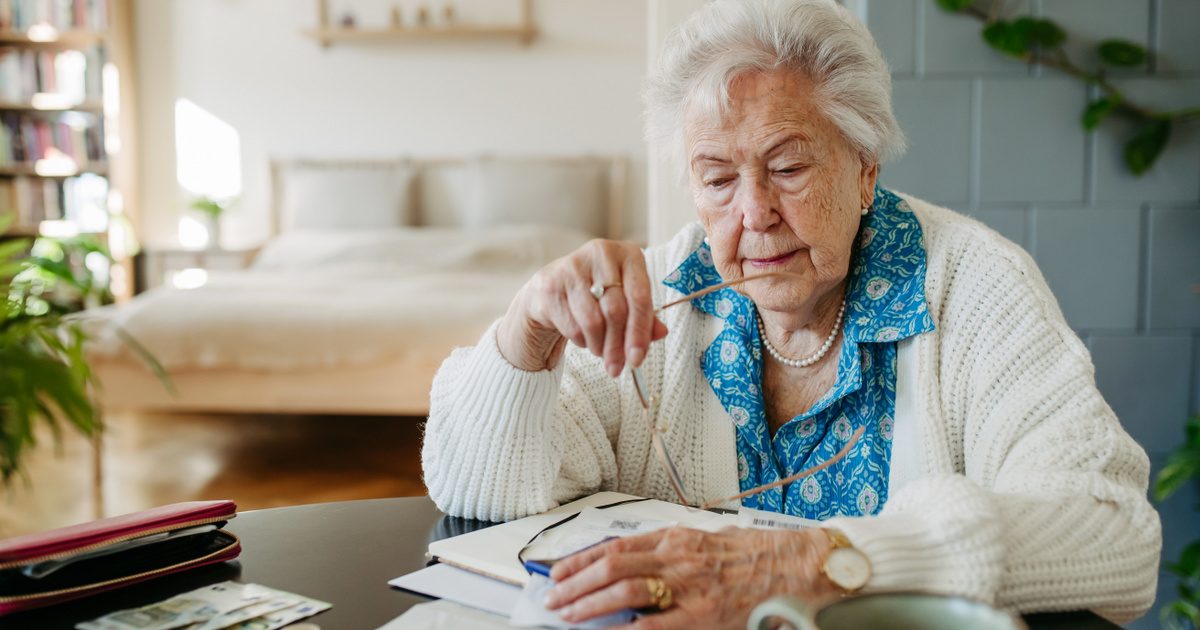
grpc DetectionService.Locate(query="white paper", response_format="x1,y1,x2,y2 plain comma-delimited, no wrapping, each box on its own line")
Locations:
427,492,737,587
389,564,522,617
520,507,678,565
736,506,822,531
376,600,514,630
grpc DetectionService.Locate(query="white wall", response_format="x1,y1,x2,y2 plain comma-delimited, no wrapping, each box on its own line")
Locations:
134,0,648,248
645,0,707,244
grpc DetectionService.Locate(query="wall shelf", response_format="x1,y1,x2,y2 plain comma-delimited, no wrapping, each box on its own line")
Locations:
308,0,536,48
0,30,106,47
0,163,109,177
0,100,104,113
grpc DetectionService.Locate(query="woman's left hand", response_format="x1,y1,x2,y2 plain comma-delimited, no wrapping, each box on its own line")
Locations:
544,526,839,629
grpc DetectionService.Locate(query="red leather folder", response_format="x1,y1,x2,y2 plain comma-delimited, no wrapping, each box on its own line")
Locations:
0,500,241,616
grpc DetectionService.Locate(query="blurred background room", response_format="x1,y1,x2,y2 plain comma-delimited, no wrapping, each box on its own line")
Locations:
0,1,1196,627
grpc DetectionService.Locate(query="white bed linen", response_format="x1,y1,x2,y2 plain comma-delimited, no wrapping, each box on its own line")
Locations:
87,225,590,371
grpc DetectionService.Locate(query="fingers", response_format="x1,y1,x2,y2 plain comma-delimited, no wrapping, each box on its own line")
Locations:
621,255,654,369
599,287,629,377
546,551,661,614
550,532,666,582
566,279,607,358
509,239,660,375
651,317,669,342
557,574,665,623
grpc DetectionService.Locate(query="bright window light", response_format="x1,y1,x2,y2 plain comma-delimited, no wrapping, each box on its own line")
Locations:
175,99,242,199
34,149,77,176
171,268,209,290
38,220,79,238
178,216,211,250
84,251,110,285
26,23,58,42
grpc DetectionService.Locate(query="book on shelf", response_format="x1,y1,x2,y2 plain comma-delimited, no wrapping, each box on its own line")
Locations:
0,46,103,102
0,110,104,164
0,170,106,233
0,0,108,32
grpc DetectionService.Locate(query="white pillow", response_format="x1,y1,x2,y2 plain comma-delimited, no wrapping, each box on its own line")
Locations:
251,225,591,272
276,160,416,231
460,159,608,236
418,162,474,227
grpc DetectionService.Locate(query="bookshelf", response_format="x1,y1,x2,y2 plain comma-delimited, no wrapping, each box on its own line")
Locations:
306,0,537,48
0,0,138,299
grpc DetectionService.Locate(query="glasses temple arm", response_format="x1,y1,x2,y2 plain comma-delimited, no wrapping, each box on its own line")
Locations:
655,271,807,313
699,425,865,511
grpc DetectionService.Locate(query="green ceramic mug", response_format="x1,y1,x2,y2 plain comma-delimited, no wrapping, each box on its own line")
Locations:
747,593,1026,630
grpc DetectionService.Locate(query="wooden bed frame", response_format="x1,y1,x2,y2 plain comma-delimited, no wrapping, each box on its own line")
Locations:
94,154,629,415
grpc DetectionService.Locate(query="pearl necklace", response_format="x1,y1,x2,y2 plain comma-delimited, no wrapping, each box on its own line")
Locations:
756,302,846,368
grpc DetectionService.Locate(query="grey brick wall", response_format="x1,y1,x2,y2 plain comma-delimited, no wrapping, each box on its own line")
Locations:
864,1,1199,626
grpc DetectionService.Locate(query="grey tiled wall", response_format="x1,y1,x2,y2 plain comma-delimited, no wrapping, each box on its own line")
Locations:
865,1,1199,627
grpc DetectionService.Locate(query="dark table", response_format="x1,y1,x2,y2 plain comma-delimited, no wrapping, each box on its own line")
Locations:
6,497,1120,629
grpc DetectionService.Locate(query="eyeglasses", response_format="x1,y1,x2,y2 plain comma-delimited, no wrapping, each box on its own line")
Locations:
629,270,864,511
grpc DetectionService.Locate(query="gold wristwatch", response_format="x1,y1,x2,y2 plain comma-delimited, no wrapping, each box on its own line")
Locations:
820,528,872,595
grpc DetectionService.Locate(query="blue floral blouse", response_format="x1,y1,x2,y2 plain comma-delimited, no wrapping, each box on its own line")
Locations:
662,187,935,519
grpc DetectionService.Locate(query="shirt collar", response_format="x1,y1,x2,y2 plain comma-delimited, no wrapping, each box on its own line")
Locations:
661,186,934,343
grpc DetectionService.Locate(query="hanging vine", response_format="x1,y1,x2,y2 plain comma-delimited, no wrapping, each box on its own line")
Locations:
935,0,1200,176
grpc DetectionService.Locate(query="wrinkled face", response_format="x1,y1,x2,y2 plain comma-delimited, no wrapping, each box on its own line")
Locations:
685,69,878,314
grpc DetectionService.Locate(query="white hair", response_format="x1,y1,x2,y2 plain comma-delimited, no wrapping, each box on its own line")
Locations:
644,0,906,175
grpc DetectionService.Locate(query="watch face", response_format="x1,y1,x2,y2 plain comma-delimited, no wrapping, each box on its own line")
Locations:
826,548,871,591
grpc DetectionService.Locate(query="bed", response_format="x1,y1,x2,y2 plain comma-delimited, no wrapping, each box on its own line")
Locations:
86,155,628,415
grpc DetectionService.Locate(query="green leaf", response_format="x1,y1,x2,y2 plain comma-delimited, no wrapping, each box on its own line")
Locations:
0,238,31,262
982,18,1062,58
1186,414,1200,445
1177,541,1200,578
1022,17,1066,48
1082,98,1117,130
983,21,1026,57
1124,119,1171,175
936,0,974,10
1099,39,1147,67
0,212,15,234
1154,448,1200,501
1160,600,1200,630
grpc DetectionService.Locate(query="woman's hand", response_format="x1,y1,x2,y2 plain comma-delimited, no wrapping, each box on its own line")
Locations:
543,526,839,629
497,239,668,374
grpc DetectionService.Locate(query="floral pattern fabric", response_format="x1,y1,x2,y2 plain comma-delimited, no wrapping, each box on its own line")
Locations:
662,187,935,519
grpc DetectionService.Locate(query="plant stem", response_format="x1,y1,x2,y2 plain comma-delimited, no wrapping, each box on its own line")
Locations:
962,1,1194,124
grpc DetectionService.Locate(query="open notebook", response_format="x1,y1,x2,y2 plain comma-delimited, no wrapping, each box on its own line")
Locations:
427,492,741,587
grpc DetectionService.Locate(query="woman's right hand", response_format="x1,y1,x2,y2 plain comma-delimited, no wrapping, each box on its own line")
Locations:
497,239,669,375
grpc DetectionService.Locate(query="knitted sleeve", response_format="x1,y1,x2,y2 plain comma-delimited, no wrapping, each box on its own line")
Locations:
421,320,626,522
826,226,1161,623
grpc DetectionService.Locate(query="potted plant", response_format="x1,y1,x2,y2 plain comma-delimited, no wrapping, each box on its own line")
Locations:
0,215,165,484
1157,414,1200,629
188,196,236,250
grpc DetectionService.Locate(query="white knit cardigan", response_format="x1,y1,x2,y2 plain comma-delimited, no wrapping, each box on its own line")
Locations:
422,195,1161,622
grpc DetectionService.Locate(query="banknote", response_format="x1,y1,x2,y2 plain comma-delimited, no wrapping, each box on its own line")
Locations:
76,582,327,630
191,596,301,630
221,595,331,630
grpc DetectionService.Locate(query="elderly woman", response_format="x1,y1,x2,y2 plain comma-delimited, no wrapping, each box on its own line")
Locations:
422,0,1161,627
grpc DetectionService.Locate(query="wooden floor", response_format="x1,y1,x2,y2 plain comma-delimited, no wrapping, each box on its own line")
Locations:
0,411,427,538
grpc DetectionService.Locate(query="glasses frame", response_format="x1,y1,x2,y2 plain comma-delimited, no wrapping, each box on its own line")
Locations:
629,270,864,511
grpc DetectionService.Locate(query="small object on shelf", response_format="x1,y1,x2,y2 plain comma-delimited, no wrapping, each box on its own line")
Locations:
390,6,403,27
416,5,430,26
339,11,356,29
443,4,456,24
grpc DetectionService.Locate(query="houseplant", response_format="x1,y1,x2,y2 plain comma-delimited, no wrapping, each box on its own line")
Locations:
1156,414,1200,629
0,214,165,484
188,195,236,249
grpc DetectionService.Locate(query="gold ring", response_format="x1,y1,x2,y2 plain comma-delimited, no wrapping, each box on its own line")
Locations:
590,281,622,300
646,576,673,610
